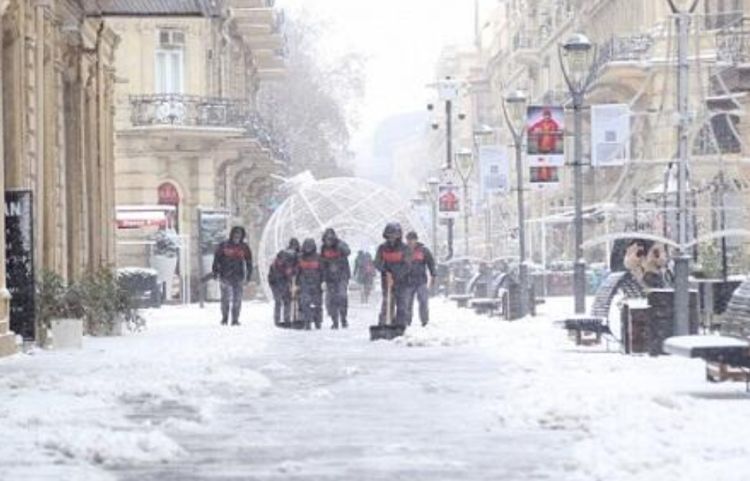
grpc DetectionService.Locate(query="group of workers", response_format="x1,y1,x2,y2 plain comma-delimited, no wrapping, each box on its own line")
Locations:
267,223,436,330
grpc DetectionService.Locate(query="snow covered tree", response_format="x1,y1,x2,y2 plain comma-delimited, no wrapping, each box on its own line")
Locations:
257,13,365,178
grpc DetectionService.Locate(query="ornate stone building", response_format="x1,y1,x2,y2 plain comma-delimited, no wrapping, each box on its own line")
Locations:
105,0,287,297
433,0,750,272
0,0,119,354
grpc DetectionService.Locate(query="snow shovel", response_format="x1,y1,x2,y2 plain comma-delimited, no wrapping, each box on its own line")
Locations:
370,277,406,341
290,279,305,330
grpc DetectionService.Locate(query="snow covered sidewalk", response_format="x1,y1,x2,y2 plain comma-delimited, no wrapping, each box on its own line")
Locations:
0,301,275,481
1,297,750,480
401,298,750,481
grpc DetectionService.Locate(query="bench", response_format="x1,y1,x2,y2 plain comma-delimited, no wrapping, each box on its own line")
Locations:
469,289,508,317
560,272,645,346
449,294,474,308
664,335,750,390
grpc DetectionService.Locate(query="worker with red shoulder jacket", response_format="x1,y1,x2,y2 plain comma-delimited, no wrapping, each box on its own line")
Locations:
405,231,436,327
374,222,412,327
320,228,351,329
212,226,253,326
296,238,324,330
267,238,300,327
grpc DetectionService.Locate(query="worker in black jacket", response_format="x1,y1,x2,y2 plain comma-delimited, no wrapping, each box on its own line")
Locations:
320,228,351,329
212,226,253,326
405,231,436,326
268,238,299,326
297,238,324,330
374,222,411,327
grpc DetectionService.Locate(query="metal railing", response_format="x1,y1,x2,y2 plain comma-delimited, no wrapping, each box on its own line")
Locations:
716,17,750,64
129,94,289,161
598,34,654,65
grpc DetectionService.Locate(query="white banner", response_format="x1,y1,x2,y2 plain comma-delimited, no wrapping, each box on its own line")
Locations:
479,145,510,197
591,104,630,167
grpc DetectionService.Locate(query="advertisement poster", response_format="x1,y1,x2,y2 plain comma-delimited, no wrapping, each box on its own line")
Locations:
438,183,461,219
479,145,510,197
527,106,565,167
591,104,630,167
6,190,35,340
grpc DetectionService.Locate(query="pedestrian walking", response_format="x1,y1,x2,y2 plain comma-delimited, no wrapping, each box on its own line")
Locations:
268,238,300,327
405,231,436,327
374,223,411,327
320,228,351,329
353,250,376,303
212,226,253,326
297,238,324,330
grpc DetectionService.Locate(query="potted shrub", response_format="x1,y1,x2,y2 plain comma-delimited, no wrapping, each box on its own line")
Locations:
117,267,161,308
74,268,145,337
149,228,181,291
35,270,84,349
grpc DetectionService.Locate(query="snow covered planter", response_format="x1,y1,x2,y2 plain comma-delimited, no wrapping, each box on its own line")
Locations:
74,268,145,337
149,229,181,287
35,270,83,349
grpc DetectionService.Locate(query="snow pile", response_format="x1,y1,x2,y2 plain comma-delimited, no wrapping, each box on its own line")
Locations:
0,302,274,479
400,298,750,481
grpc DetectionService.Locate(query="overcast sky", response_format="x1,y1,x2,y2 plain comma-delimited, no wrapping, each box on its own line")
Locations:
277,0,494,158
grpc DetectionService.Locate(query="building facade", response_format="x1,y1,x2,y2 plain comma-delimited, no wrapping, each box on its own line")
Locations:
0,0,120,354
429,0,750,275
105,0,287,298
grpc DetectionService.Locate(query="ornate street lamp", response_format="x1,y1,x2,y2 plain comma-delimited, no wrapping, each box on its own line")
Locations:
502,89,530,317
455,148,475,256
425,178,440,257
667,0,699,335
560,32,596,314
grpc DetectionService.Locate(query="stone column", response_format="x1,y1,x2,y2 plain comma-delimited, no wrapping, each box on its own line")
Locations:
0,0,17,356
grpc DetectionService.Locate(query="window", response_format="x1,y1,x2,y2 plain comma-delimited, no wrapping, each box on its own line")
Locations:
155,30,185,94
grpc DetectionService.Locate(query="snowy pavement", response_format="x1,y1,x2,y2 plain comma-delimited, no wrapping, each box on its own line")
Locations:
1,297,750,480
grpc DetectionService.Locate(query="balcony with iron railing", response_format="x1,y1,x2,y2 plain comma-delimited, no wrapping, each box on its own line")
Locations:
716,17,750,65
129,94,289,161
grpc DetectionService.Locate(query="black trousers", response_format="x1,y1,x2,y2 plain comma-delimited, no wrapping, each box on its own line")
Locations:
271,284,292,325
299,290,323,329
406,283,430,326
325,280,349,326
378,281,410,327
220,280,244,324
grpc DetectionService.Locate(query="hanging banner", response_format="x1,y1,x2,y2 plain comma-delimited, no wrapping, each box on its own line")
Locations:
479,145,510,197
591,104,630,167
527,106,565,166
529,166,561,184
438,182,461,219
6,190,35,340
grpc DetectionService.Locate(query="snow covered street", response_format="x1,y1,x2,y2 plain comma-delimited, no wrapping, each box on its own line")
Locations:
2,297,750,480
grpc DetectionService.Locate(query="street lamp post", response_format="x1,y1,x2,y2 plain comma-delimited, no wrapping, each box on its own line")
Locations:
559,32,597,315
668,0,699,335
501,89,529,318
428,77,466,261
455,148,475,257
421,182,439,256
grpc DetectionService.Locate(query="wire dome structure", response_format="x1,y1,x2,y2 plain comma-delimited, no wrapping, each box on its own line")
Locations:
258,173,428,299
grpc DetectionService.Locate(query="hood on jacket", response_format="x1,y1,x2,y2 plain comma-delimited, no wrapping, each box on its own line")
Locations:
288,237,300,253
322,228,338,246
229,226,246,243
302,238,317,255
382,222,403,240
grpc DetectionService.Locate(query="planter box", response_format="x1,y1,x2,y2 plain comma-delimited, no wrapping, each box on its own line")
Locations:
150,255,178,285
49,318,83,349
